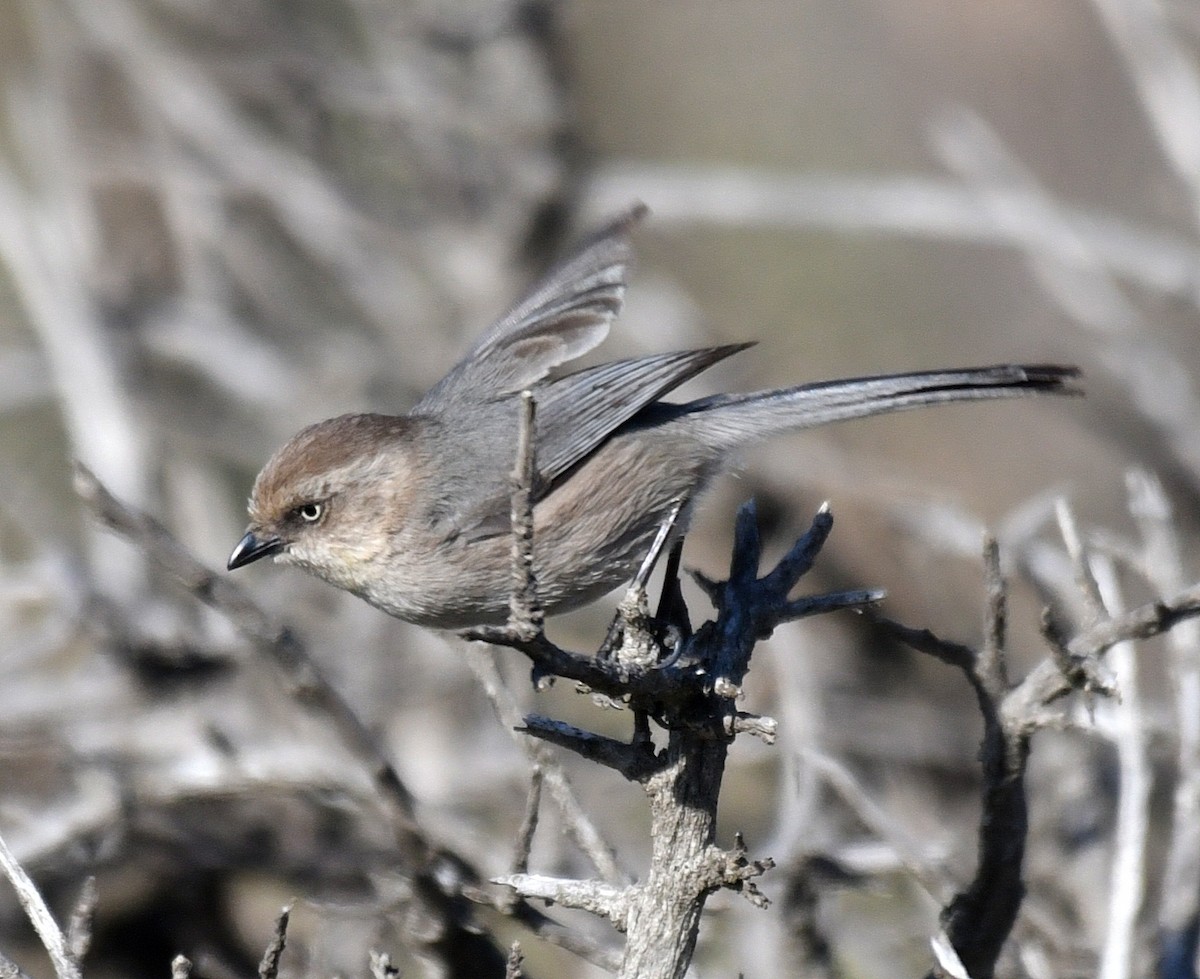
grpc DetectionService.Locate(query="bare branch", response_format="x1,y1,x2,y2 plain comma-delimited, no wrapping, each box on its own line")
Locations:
505,941,524,979
1092,555,1151,979
511,767,543,877
507,390,543,638
0,950,32,979
806,749,956,903
463,646,627,882
0,827,80,979
493,874,628,925
66,876,97,963
257,903,292,979
520,715,660,782
368,951,398,979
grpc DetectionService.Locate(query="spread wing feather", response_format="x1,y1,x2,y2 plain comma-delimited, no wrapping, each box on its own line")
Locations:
448,344,751,542
415,205,647,412
534,344,752,485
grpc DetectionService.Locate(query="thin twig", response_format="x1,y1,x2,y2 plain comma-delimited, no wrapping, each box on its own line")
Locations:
1055,499,1107,626
583,162,1200,304
1092,554,1150,979
257,903,292,979
508,390,543,637
73,462,576,976
463,646,626,883
804,749,955,903
65,876,97,963
0,827,80,979
511,767,543,877
368,951,398,979
505,941,524,979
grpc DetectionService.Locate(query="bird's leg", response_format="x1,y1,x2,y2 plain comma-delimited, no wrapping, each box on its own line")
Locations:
597,500,685,665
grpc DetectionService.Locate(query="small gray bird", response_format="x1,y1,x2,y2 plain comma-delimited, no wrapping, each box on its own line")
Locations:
228,206,1078,628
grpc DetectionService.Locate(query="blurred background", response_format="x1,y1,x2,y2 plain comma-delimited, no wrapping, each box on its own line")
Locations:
0,0,1195,976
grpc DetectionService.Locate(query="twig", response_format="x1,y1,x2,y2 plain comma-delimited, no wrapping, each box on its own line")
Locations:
1092,554,1150,979
583,162,1200,304
72,463,542,976
507,390,543,638
368,951,398,979
511,767,543,877
257,903,292,979
492,875,627,924
66,876,97,963
804,750,955,903
1055,499,1107,626
505,941,524,979
463,647,626,883
0,827,81,979
0,950,32,979
1088,0,1200,229
881,536,1030,979
1128,471,1200,975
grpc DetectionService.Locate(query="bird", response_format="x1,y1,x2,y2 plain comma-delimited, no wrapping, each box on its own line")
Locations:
227,205,1079,629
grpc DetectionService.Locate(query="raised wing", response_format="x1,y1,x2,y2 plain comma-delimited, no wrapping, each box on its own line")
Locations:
415,205,647,413
449,344,751,542
534,344,752,485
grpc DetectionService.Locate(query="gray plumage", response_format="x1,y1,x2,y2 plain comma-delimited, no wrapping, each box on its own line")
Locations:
229,206,1080,629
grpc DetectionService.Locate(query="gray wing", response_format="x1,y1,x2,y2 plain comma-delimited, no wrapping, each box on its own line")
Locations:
451,344,751,542
535,343,752,485
415,205,647,413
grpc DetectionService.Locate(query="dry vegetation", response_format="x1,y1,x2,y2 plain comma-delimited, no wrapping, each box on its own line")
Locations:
2,1,1200,978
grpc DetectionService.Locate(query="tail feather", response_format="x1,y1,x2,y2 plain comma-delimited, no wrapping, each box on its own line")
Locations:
682,364,1081,449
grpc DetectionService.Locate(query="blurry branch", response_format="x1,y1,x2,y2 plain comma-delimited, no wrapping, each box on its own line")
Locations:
928,108,1200,489
72,462,420,830
1050,491,1151,979
1090,551,1149,979
505,941,524,979
1088,0,1200,229
74,462,620,976
804,749,956,903
583,163,1200,303
63,0,419,334
1094,470,1200,977
510,766,542,877
257,904,291,979
0,92,146,515
65,878,97,964
876,504,1200,979
877,539,1031,979
930,107,1144,334
463,647,626,884
0,827,85,979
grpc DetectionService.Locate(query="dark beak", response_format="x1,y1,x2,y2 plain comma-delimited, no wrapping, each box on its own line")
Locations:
227,530,284,570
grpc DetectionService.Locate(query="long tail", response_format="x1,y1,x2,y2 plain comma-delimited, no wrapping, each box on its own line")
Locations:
680,364,1081,449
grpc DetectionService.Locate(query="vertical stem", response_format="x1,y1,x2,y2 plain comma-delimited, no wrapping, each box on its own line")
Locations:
620,735,730,979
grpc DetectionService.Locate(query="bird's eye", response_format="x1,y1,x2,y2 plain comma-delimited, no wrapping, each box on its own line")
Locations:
297,502,324,523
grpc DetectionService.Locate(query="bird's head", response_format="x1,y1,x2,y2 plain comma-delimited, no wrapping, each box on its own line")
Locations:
228,413,420,590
